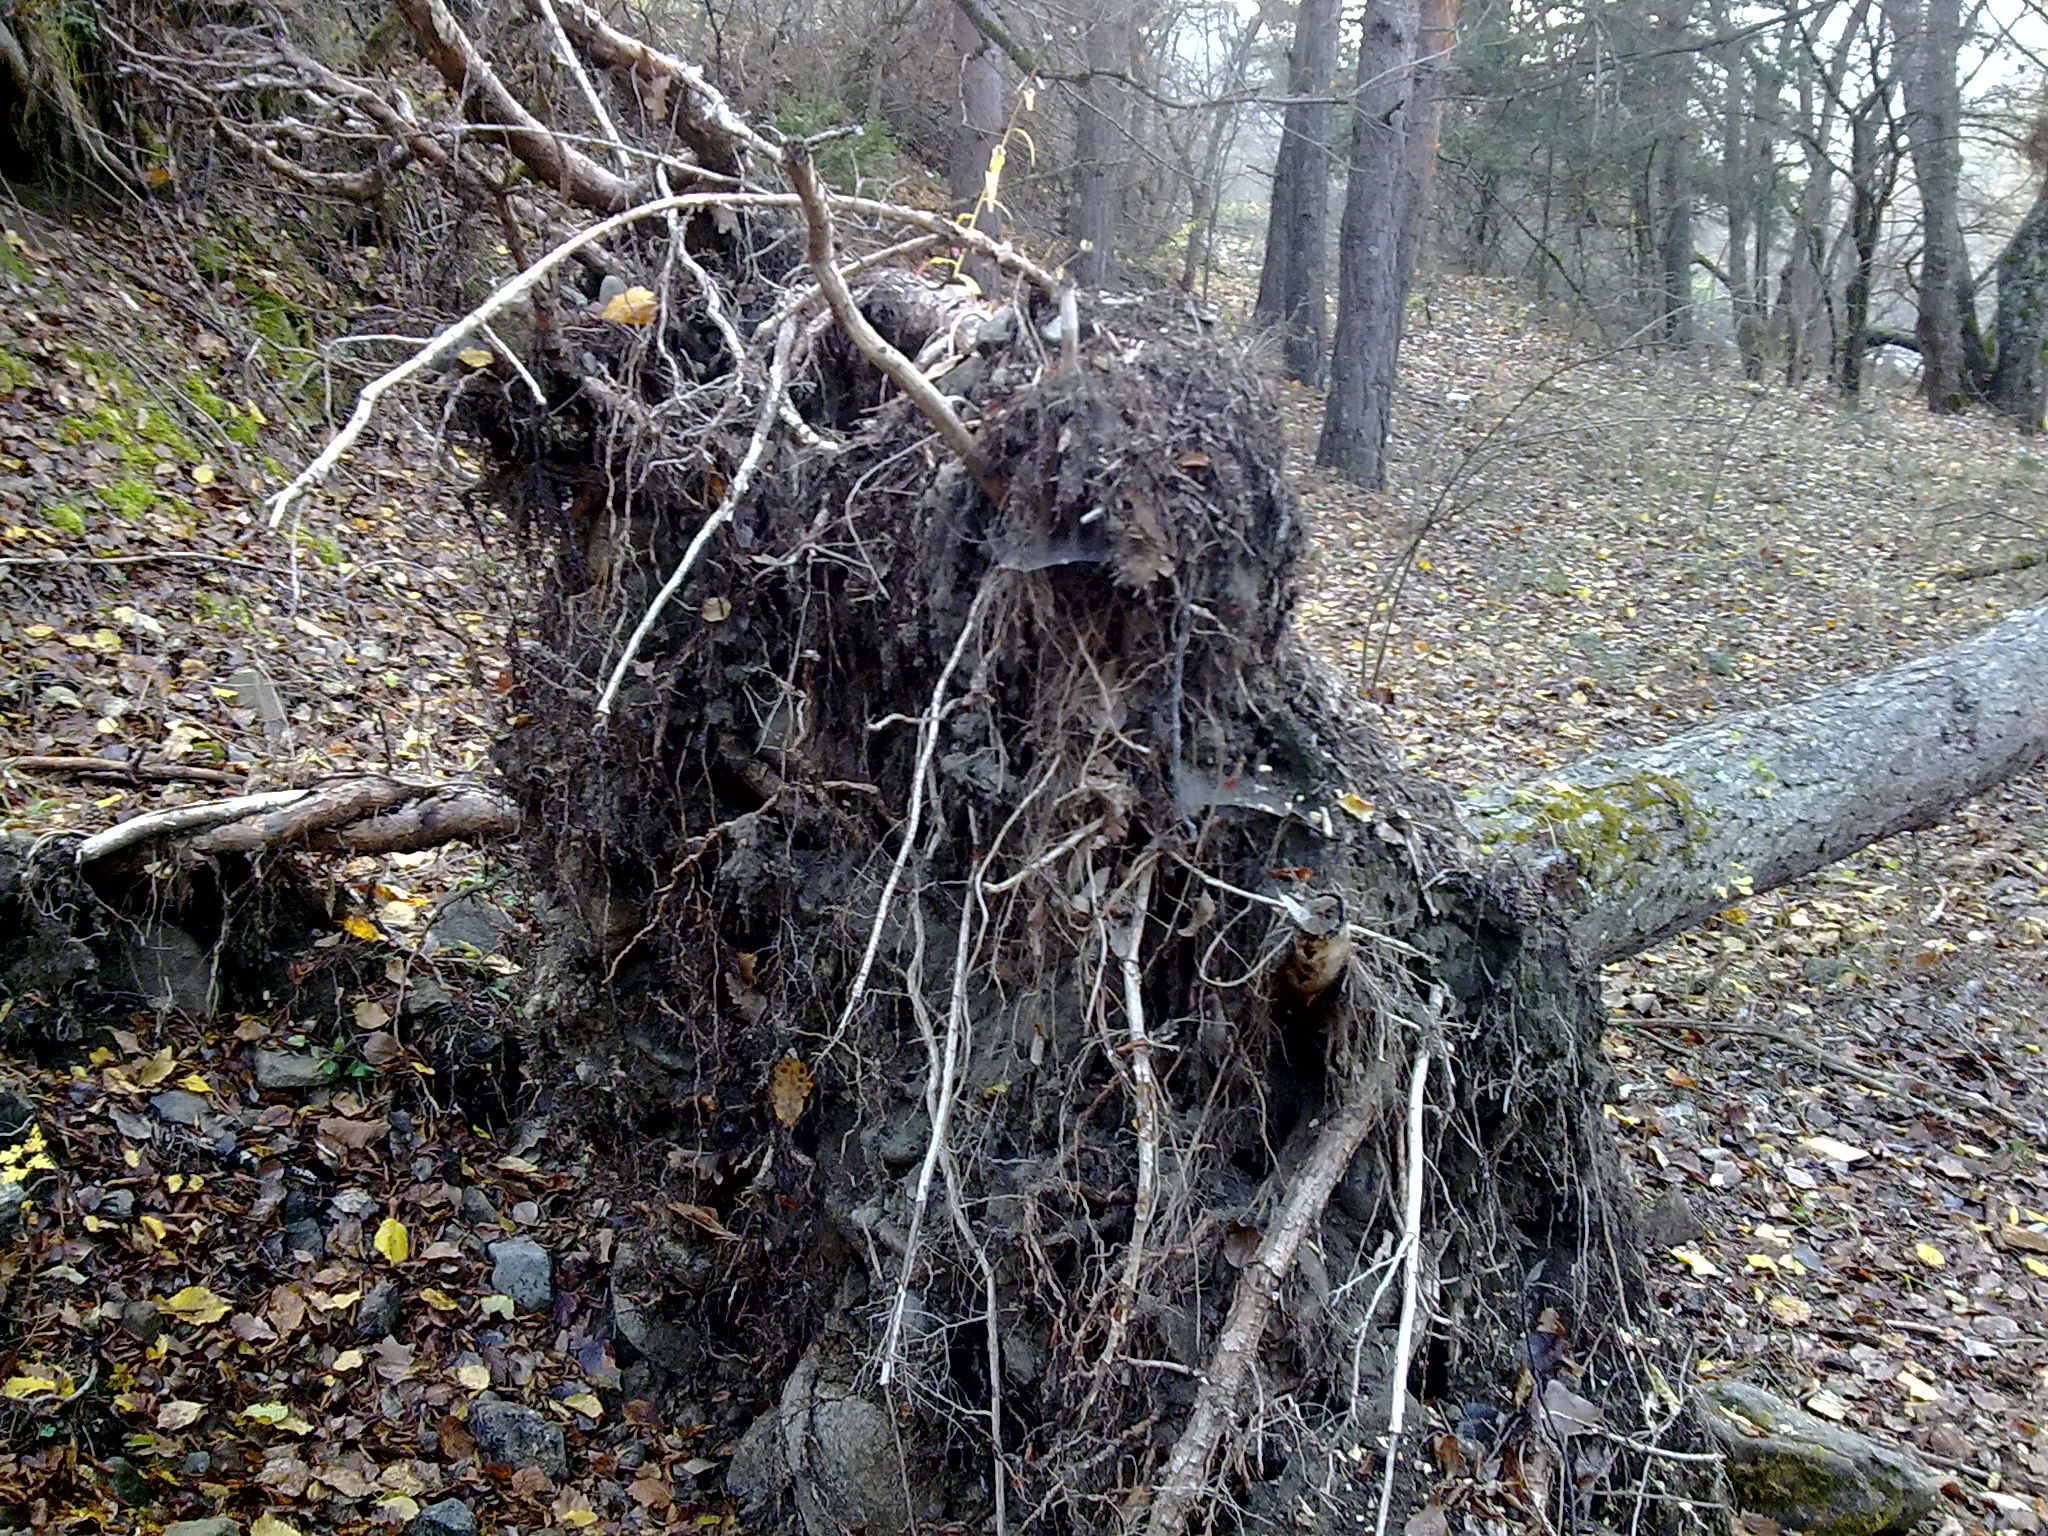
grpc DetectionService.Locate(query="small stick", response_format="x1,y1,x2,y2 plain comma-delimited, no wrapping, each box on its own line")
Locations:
1092,858,1162,1390
1373,1050,1436,1536
5,756,239,787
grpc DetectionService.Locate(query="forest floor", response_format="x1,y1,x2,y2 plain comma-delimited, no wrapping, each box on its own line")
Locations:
1,194,2045,1535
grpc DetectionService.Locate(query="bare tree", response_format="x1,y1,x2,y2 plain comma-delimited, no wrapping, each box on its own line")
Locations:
1254,0,1343,383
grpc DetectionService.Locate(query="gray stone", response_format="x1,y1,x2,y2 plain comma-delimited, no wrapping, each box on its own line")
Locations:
489,1236,554,1311
410,1499,478,1536
728,1350,913,1536
283,1217,325,1261
357,1281,402,1339
429,894,515,955
113,923,218,1017
1701,1381,1941,1536
163,1518,241,1536
98,1188,135,1218
459,1186,502,1227
150,1090,210,1127
227,665,290,739
467,1398,566,1477
1639,1189,1702,1249
253,1049,330,1091
118,1299,162,1343
0,1180,24,1237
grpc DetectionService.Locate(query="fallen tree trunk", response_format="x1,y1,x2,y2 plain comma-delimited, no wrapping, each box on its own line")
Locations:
1467,600,2048,965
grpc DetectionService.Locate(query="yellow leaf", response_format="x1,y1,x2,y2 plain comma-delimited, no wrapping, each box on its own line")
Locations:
342,913,380,941
330,1348,365,1372
2022,1256,2048,1277
133,1046,177,1087
561,1511,599,1529
455,1363,492,1391
252,1517,303,1536
159,1285,231,1324
563,1392,603,1419
1913,1242,1945,1268
601,285,659,326
419,1287,460,1312
373,1217,410,1264
769,1053,813,1129
1336,792,1375,822
177,1073,211,1094
456,347,495,368
241,1402,289,1423
1668,1246,1722,1278
1896,1371,1939,1402
190,463,216,487
2,1371,63,1399
1743,1253,1779,1273
375,1496,420,1522
478,1294,514,1319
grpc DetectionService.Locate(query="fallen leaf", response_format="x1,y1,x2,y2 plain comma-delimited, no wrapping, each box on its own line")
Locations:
455,1363,492,1391
342,913,380,941
1668,1246,1722,1278
1913,1242,1945,1268
159,1284,232,1324
601,286,659,326
1800,1135,1869,1164
769,1053,813,1128
562,1391,603,1418
1767,1294,1812,1325
156,1399,205,1430
251,1517,302,1536
133,1046,177,1087
1805,1389,1852,1422
456,347,494,369
374,1216,410,1264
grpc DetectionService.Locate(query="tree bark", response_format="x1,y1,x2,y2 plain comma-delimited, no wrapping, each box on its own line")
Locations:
946,1,1008,294
1992,185,2048,432
1468,600,2048,965
1839,82,1893,398
1254,0,1342,384
1069,5,1134,286
1884,0,1974,410
1317,0,1421,488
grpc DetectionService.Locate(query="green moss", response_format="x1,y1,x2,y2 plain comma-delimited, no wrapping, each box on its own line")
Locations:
93,476,158,518
0,241,29,281
0,346,31,389
59,398,199,467
1471,770,1709,892
41,503,87,536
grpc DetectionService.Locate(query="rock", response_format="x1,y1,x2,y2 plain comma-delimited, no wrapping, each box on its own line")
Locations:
459,1186,502,1227
1639,1189,1702,1249
98,1188,136,1218
253,1049,330,1091
111,922,219,1017
357,1280,402,1339
1701,1381,1940,1536
489,1236,554,1311
467,1399,566,1477
118,1298,163,1343
0,1180,25,1237
163,1518,241,1536
410,1499,479,1536
150,1089,210,1127
227,665,290,739
727,1348,913,1536
429,894,515,955
283,1217,325,1261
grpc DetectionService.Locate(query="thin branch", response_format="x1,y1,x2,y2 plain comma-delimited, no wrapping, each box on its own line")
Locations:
1373,1050,1436,1536
5,757,239,788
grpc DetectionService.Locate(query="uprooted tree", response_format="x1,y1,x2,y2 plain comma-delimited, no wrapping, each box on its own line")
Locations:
17,4,2048,1532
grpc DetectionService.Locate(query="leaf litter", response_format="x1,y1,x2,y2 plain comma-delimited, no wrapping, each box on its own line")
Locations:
1,207,2044,1534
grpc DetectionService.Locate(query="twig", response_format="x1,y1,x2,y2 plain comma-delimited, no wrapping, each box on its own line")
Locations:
1092,858,1162,1390
785,146,993,493
593,318,800,717
1372,1050,1436,1536
4,756,239,787
73,788,311,864
825,576,1000,1049
1146,1052,1405,1536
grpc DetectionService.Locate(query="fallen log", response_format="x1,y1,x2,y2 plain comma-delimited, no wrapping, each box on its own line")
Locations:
1467,599,2048,965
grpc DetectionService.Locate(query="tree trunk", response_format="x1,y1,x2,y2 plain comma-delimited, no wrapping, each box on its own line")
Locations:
1318,0,1421,488
1653,0,1695,349
947,2,1008,294
1992,185,2048,432
1839,83,1892,397
1396,0,1460,301
1180,12,1263,296
1069,5,1134,286
1468,600,2048,965
1884,0,1973,410
1254,0,1342,384
1721,42,1763,380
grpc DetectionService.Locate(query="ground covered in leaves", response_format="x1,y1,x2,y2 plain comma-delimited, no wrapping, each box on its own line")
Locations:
1,199,2045,1536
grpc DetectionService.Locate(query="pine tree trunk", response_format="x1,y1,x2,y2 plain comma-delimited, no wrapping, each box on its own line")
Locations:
1992,186,2048,432
1070,7,1134,287
1254,0,1343,384
1317,0,1421,488
1885,0,1972,410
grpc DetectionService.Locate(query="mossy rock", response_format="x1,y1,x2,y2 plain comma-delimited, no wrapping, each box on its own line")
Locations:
1700,1381,1940,1536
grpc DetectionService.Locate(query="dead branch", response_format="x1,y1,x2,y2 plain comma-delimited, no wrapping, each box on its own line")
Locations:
1939,549,2044,580
787,146,992,487
73,777,518,864
394,0,641,212
5,756,239,788
1145,1049,1408,1536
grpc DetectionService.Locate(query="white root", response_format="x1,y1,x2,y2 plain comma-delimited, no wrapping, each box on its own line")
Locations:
1372,1049,1437,1536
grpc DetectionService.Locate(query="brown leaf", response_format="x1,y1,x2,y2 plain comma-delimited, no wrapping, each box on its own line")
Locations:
1405,1502,1450,1536
629,1475,673,1508
768,1054,813,1129
436,1413,476,1461
316,1114,391,1151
